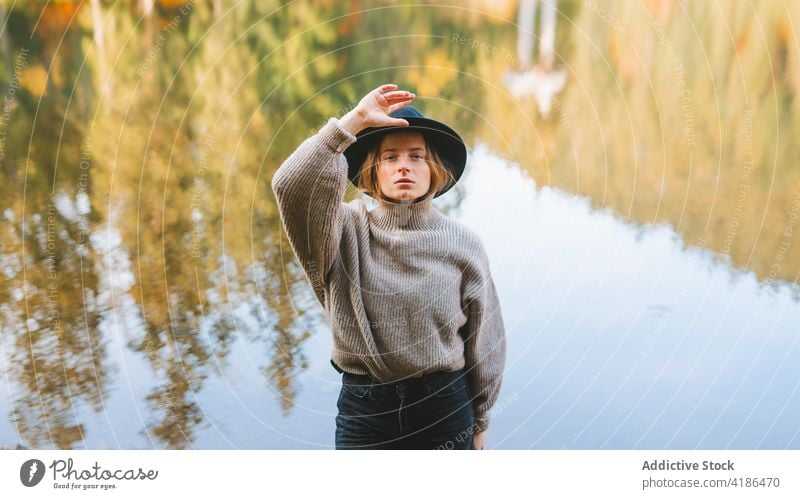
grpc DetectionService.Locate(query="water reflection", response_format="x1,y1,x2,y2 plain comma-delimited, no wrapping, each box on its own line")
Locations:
1,0,798,449
461,146,800,449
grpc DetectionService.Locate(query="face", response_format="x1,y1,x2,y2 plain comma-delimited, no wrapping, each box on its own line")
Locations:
376,131,431,202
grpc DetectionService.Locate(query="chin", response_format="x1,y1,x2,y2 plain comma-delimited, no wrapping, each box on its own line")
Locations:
394,191,418,200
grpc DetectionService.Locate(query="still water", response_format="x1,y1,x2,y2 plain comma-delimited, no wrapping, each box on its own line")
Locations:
1,0,799,449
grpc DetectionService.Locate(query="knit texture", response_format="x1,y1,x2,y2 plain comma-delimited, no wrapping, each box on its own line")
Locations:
271,117,507,432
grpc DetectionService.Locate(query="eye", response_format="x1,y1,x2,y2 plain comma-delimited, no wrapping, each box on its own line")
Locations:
383,155,397,161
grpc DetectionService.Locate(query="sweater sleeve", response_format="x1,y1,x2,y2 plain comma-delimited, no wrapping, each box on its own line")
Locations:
460,241,507,433
270,118,357,303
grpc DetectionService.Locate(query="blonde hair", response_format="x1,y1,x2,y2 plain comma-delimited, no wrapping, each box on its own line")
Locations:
357,133,455,202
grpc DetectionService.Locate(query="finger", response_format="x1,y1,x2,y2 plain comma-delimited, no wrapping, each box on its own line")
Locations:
382,90,413,99
386,100,412,114
374,83,397,94
375,90,412,107
382,95,414,107
383,90,413,98
383,97,414,108
383,118,409,127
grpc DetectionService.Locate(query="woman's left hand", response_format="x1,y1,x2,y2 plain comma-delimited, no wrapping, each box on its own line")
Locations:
472,430,486,450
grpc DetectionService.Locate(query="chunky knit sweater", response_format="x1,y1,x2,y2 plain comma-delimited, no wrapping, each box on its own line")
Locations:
271,117,506,432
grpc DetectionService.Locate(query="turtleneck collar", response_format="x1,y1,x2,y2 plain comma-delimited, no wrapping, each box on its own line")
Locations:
371,195,440,231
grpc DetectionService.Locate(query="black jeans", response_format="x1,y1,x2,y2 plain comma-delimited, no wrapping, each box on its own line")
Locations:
334,367,476,449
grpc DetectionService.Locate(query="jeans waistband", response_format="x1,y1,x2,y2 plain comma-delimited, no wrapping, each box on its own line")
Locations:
342,367,467,388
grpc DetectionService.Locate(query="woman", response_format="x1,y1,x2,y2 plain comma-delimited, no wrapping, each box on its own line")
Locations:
271,83,506,450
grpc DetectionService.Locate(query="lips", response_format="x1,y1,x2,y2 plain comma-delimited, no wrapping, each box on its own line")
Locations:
395,178,414,184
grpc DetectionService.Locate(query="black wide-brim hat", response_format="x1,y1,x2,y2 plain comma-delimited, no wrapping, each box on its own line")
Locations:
343,106,467,198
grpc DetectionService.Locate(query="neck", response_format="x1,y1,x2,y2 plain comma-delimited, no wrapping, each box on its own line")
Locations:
372,195,439,230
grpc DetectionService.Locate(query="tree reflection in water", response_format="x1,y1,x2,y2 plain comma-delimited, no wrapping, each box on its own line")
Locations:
1,0,798,448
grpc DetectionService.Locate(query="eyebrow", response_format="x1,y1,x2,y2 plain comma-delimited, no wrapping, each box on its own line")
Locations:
380,147,426,152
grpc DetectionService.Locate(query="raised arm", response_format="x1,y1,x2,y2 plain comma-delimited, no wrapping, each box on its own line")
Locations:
271,84,415,303
270,119,356,303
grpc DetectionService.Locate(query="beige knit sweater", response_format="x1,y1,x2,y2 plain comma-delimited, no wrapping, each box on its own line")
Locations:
271,117,506,432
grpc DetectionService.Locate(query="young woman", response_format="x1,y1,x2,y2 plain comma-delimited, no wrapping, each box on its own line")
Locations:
271,83,506,450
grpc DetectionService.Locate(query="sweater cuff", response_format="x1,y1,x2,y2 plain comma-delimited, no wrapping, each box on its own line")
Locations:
474,413,490,433
320,117,358,153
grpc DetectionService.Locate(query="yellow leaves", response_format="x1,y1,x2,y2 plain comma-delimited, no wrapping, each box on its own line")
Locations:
158,0,190,9
406,48,457,97
458,0,516,21
735,25,749,55
646,0,674,26
609,31,638,86
336,10,364,38
32,1,82,38
20,64,49,97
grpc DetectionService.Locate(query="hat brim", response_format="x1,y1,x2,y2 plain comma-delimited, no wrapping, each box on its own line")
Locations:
343,117,467,199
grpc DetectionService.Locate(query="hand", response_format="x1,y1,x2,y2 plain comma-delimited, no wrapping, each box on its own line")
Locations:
338,83,415,135
472,430,486,450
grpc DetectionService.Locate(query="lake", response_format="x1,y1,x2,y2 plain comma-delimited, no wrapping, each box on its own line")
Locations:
1,0,799,449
